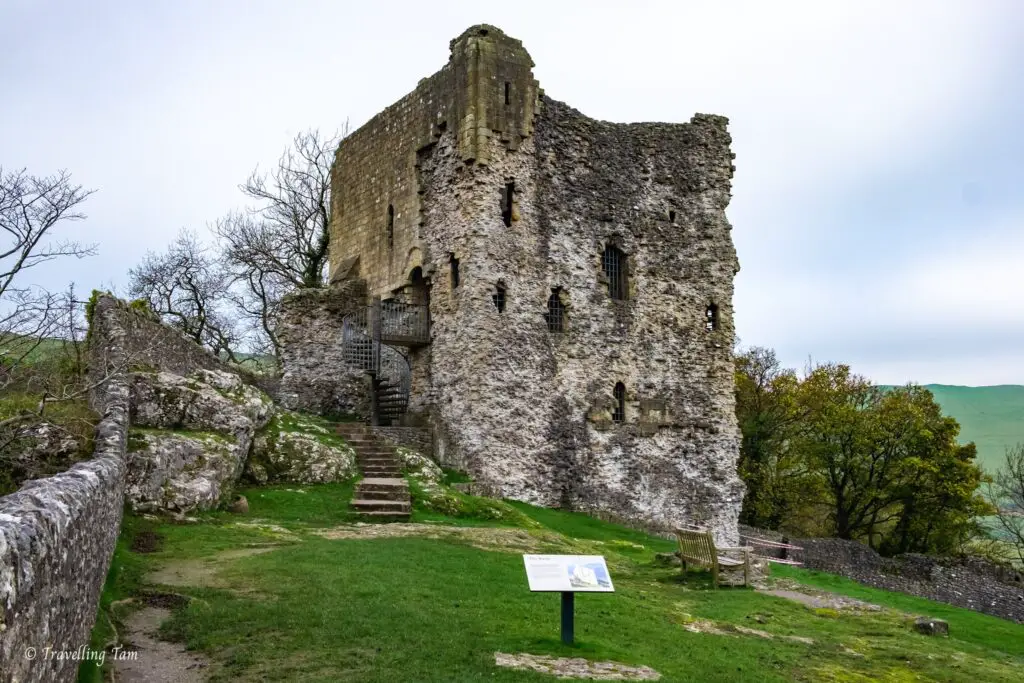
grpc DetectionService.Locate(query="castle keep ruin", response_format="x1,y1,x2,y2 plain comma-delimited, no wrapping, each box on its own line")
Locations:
280,25,745,542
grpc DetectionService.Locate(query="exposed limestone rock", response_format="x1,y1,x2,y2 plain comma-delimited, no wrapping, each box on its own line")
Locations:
245,411,358,485
913,617,949,636
130,369,272,438
494,653,661,680
22,422,80,461
125,430,242,513
396,446,443,484
126,369,273,513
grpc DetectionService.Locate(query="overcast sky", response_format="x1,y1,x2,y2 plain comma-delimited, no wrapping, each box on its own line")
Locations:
2,0,1022,385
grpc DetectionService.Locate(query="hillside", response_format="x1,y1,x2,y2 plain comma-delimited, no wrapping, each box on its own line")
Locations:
923,385,1024,473
81,482,1024,682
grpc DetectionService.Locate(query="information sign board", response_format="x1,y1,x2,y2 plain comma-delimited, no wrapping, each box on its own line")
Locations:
522,554,614,592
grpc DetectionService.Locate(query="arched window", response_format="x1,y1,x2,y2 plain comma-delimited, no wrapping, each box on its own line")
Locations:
602,244,628,300
612,383,626,423
546,288,565,332
492,283,506,313
705,303,719,331
386,204,394,249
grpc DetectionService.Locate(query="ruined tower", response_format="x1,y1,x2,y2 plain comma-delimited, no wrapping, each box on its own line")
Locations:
289,24,745,541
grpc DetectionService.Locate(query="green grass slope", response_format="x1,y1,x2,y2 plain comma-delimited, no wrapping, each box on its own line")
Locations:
82,483,1024,682
922,385,1024,474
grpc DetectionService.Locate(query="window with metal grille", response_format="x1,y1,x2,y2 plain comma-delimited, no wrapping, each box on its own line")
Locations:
450,253,460,288
501,182,515,227
492,283,506,313
705,303,719,331
602,244,628,300
546,288,565,332
612,383,626,423
386,204,394,248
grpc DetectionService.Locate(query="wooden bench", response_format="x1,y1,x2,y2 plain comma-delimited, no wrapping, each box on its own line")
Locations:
674,528,753,588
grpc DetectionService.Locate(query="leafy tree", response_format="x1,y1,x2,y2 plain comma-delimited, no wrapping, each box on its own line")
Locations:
734,350,991,556
734,347,805,528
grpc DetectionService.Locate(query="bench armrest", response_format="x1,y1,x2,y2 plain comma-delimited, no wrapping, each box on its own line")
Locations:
716,546,753,552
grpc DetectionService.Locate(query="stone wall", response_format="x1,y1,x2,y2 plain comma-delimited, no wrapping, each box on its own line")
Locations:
275,281,371,419
740,525,1024,623
329,24,540,296
0,296,131,683
325,25,744,543
369,426,434,458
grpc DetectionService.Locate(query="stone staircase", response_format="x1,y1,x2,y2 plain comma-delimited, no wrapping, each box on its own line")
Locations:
336,423,411,521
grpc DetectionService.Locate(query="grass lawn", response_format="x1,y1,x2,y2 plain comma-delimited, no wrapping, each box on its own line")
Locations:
84,482,1024,682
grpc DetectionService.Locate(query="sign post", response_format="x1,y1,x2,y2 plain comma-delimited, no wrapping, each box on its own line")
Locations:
560,591,575,644
523,555,614,646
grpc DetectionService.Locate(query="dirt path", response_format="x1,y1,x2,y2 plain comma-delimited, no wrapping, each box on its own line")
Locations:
114,606,210,683
758,586,882,612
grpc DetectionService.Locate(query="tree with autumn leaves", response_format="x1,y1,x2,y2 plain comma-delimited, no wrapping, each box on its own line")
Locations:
734,347,992,556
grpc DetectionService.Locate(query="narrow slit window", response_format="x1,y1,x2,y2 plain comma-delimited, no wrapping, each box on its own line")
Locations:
705,303,719,331
669,210,676,224
501,182,515,227
612,383,626,423
546,288,566,332
450,253,460,289
602,244,628,300
386,204,394,248
492,284,506,313
504,82,511,105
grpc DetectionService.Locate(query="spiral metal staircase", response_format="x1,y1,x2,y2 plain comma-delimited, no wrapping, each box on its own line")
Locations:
341,300,429,425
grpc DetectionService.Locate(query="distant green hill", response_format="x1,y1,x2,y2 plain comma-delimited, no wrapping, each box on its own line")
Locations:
919,385,1024,474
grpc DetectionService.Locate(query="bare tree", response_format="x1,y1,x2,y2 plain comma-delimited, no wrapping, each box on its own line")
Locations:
214,127,346,356
128,229,241,361
988,444,1024,566
0,168,96,375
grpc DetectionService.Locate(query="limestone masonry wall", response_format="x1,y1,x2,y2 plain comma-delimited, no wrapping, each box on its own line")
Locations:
276,280,371,419
0,297,131,683
325,24,745,543
741,525,1024,623
329,24,539,296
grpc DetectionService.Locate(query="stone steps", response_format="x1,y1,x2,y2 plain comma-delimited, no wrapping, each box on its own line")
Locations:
339,424,411,522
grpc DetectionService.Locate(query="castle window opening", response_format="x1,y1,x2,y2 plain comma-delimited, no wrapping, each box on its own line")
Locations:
546,288,566,332
386,204,394,248
705,303,719,331
602,244,628,300
504,82,511,105
613,382,626,423
502,182,515,227
669,210,676,224
450,253,460,288
493,283,506,313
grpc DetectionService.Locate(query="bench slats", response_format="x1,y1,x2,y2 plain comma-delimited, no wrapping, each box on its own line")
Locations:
674,528,752,587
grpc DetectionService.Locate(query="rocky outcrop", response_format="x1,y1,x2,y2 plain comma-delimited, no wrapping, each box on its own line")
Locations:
125,369,273,513
246,411,358,485
125,430,242,513
396,446,443,484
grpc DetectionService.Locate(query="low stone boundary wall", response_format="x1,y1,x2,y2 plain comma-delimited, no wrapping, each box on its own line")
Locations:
0,297,133,682
371,426,434,458
740,525,1024,623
